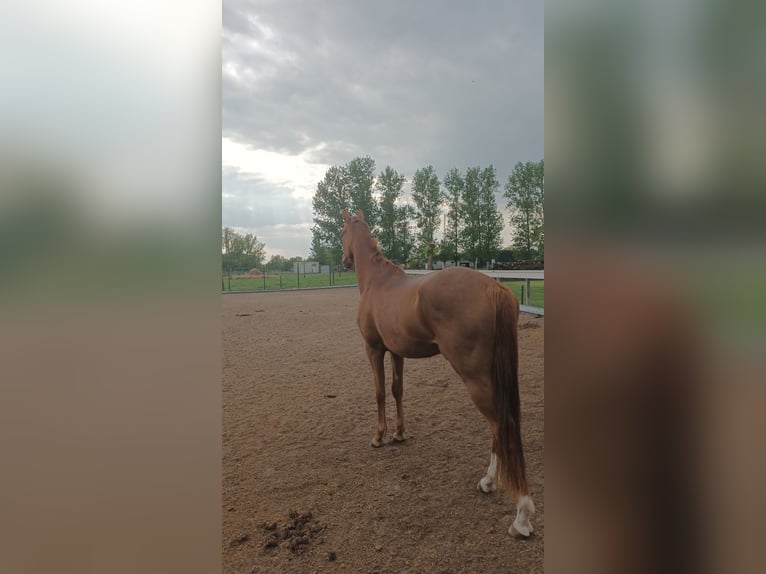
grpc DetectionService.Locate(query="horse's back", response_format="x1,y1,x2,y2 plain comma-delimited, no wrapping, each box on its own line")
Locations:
419,267,515,318
360,267,517,360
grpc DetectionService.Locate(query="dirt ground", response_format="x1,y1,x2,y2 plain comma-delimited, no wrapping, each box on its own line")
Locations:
223,287,544,573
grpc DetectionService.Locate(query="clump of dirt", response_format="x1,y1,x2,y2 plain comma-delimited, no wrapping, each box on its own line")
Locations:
519,321,541,330
259,510,326,555
228,532,250,548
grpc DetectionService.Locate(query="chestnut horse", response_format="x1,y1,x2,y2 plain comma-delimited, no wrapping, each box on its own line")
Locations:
341,209,535,537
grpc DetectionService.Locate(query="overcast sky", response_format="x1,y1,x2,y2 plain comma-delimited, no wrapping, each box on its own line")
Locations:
222,0,543,258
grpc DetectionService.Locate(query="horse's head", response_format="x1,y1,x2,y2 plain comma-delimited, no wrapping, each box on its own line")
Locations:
341,209,365,269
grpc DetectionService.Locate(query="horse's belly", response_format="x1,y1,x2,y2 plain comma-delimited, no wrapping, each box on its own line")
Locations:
386,338,440,359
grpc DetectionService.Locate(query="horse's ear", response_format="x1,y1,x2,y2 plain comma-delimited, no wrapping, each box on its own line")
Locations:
341,209,350,222
356,209,365,221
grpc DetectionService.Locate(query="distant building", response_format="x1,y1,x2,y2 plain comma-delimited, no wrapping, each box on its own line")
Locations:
293,261,320,274
428,260,476,269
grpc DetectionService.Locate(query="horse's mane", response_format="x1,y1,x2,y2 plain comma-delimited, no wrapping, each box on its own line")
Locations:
352,218,406,277
370,245,406,276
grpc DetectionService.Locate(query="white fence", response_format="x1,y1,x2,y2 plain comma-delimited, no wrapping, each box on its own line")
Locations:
405,269,545,316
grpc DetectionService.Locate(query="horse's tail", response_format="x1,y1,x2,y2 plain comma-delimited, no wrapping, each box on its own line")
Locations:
491,288,528,500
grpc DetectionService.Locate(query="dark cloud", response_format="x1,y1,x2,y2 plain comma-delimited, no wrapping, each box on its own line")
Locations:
223,0,543,255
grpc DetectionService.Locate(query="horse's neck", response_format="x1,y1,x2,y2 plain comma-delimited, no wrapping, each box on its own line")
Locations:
353,235,391,292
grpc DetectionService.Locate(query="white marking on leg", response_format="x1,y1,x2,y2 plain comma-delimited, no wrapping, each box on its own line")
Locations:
477,452,498,493
510,495,535,537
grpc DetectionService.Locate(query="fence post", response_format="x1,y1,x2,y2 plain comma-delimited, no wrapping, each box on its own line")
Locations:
525,278,531,305
228,268,231,291
279,274,282,289
521,284,524,305
297,268,300,288
263,265,266,290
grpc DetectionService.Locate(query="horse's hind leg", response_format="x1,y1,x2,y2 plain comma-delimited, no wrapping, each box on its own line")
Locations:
459,375,502,493
469,396,535,537
365,343,387,447
464,379,535,536
477,436,498,493
443,342,535,537
390,353,406,442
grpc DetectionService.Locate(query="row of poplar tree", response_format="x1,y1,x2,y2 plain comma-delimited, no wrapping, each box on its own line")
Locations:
310,156,544,268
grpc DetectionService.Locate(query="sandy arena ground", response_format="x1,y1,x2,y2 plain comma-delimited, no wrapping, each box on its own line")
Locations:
223,287,544,573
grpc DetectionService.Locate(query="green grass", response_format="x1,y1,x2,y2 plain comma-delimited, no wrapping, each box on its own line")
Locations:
223,270,358,291
499,279,545,308
222,270,545,308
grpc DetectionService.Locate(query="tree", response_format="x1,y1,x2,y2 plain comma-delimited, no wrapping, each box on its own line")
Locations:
442,167,464,265
395,203,416,266
309,234,336,266
267,254,292,272
535,159,544,258
310,157,379,264
222,227,235,257
505,160,544,260
347,156,379,233
477,165,504,264
411,165,442,270
311,165,350,264
460,166,503,267
376,166,407,261
221,226,265,270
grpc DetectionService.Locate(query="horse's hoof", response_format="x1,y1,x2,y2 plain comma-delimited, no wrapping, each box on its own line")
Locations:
509,520,534,538
510,495,535,537
477,477,496,493
392,433,406,442
370,438,384,448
